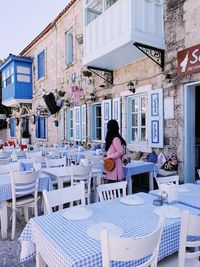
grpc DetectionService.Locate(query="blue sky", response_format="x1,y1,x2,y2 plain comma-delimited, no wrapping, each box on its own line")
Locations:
0,0,69,59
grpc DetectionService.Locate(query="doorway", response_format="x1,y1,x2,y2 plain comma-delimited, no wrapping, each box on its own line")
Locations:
184,82,200,183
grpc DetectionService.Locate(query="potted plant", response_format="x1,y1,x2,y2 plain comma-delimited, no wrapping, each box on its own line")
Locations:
21,130,30,145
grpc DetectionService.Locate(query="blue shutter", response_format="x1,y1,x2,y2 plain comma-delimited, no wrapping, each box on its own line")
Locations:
148,89,163,148
10,118,15,137
60,109,65,141
102,99,112,140
67,109,71,139
40,117,46,139
90,105,95,140
67,33,73,64
112,97,121,132
127,98,132,144
35,115,39,138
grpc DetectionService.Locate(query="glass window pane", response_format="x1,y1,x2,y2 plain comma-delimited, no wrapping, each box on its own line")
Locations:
132,128,138,141
132,99,138,112
141,128,147,141
132,114,138,126
96,128,101,140
141,97,146,112
141,113,146,126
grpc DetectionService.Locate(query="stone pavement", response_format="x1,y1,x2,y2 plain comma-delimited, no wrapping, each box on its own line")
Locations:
0,213,36,267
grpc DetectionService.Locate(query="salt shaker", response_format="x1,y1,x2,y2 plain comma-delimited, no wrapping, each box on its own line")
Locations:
161,191,168,204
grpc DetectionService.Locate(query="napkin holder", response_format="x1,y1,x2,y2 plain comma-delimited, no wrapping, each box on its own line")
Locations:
160,183,178,204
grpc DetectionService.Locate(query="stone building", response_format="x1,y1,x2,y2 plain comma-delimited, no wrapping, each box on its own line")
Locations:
1,0,200,182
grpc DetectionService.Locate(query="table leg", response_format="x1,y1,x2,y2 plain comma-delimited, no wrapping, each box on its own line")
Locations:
1,201,7,240
58,178,63,210
149,172,154,191
36,248,46,267
127,176,132,195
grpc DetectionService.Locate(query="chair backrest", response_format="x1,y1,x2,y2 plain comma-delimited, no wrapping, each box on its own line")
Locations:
101,216,164,267
67,149,77,165
71,164,92,183
26,151,42,159
0,162,21,174
10,169,40,206
48,149,60,158
178,210,200,267
84,151,95,159
0,158,10,165
155,175,179,190
0,151,12,159
15,150,26,158
97,181,127,202
45,157,66,168
90,156,103,170
43,181,86,214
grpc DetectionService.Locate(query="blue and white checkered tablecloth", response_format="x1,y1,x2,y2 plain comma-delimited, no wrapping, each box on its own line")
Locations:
149,183,200,210
19,192,199,267
0,174,52,202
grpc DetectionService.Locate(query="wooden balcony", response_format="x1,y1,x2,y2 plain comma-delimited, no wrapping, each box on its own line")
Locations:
83,0,165,70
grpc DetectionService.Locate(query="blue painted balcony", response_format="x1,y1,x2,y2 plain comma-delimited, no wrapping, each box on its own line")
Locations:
83,0,165,70
0,55,32,107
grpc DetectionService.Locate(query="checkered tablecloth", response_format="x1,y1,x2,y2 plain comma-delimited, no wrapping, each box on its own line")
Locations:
19,192,199,267
0,174,52,202
149,183,200,210
123,161,158,181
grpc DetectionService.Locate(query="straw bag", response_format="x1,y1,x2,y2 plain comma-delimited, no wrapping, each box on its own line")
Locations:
104,158,115,171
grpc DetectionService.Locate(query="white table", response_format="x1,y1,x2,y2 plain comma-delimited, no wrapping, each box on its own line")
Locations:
123,160,158,194
20,192,199,266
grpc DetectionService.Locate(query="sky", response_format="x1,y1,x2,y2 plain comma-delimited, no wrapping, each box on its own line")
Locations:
0,0,70,59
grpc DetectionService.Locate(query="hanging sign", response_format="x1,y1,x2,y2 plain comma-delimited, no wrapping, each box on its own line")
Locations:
177,44,200,77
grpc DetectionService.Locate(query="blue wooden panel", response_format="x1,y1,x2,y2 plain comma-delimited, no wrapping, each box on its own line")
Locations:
40,117,46,139
10,118,15,137
35,115,39,138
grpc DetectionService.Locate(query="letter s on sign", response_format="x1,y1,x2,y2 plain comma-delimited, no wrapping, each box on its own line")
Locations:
190,49,199,64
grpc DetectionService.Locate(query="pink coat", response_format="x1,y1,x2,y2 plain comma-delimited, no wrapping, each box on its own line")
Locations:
105,137,124,181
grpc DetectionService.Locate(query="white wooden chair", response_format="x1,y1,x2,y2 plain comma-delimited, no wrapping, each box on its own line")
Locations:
42,181,86,214
0,162,21,174
0,151,12,160
155,175,179,190
101,216,164,267
71,164,93,204
26,151,42,159
15,150,26,159
0,158,10,165
158,210,200,267
97,181,127,202
0,203,7,240
45,157,66,168
67,149,78,165
45,157,67,188
6,169,40,240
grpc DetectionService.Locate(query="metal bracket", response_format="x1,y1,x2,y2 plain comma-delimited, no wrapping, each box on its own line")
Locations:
87,66,113,84
133,42,165,70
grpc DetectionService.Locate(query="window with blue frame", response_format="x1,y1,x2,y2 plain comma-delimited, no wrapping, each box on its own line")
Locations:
10,118,15,137
65,29,74,65
127,95,147,144
2,64,14,88
35,116,46,139
91,103,102,140
37,50,45,79
67,109,74,139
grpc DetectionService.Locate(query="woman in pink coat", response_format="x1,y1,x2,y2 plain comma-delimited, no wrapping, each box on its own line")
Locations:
104,120,126,181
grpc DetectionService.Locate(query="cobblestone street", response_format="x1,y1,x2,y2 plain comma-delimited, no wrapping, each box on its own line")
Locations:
0,213,35,267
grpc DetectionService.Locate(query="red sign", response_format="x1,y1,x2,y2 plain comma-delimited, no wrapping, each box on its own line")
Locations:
177,44,200,77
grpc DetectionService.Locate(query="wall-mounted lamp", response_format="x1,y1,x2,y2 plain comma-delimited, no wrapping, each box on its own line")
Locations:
127,81,136,93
